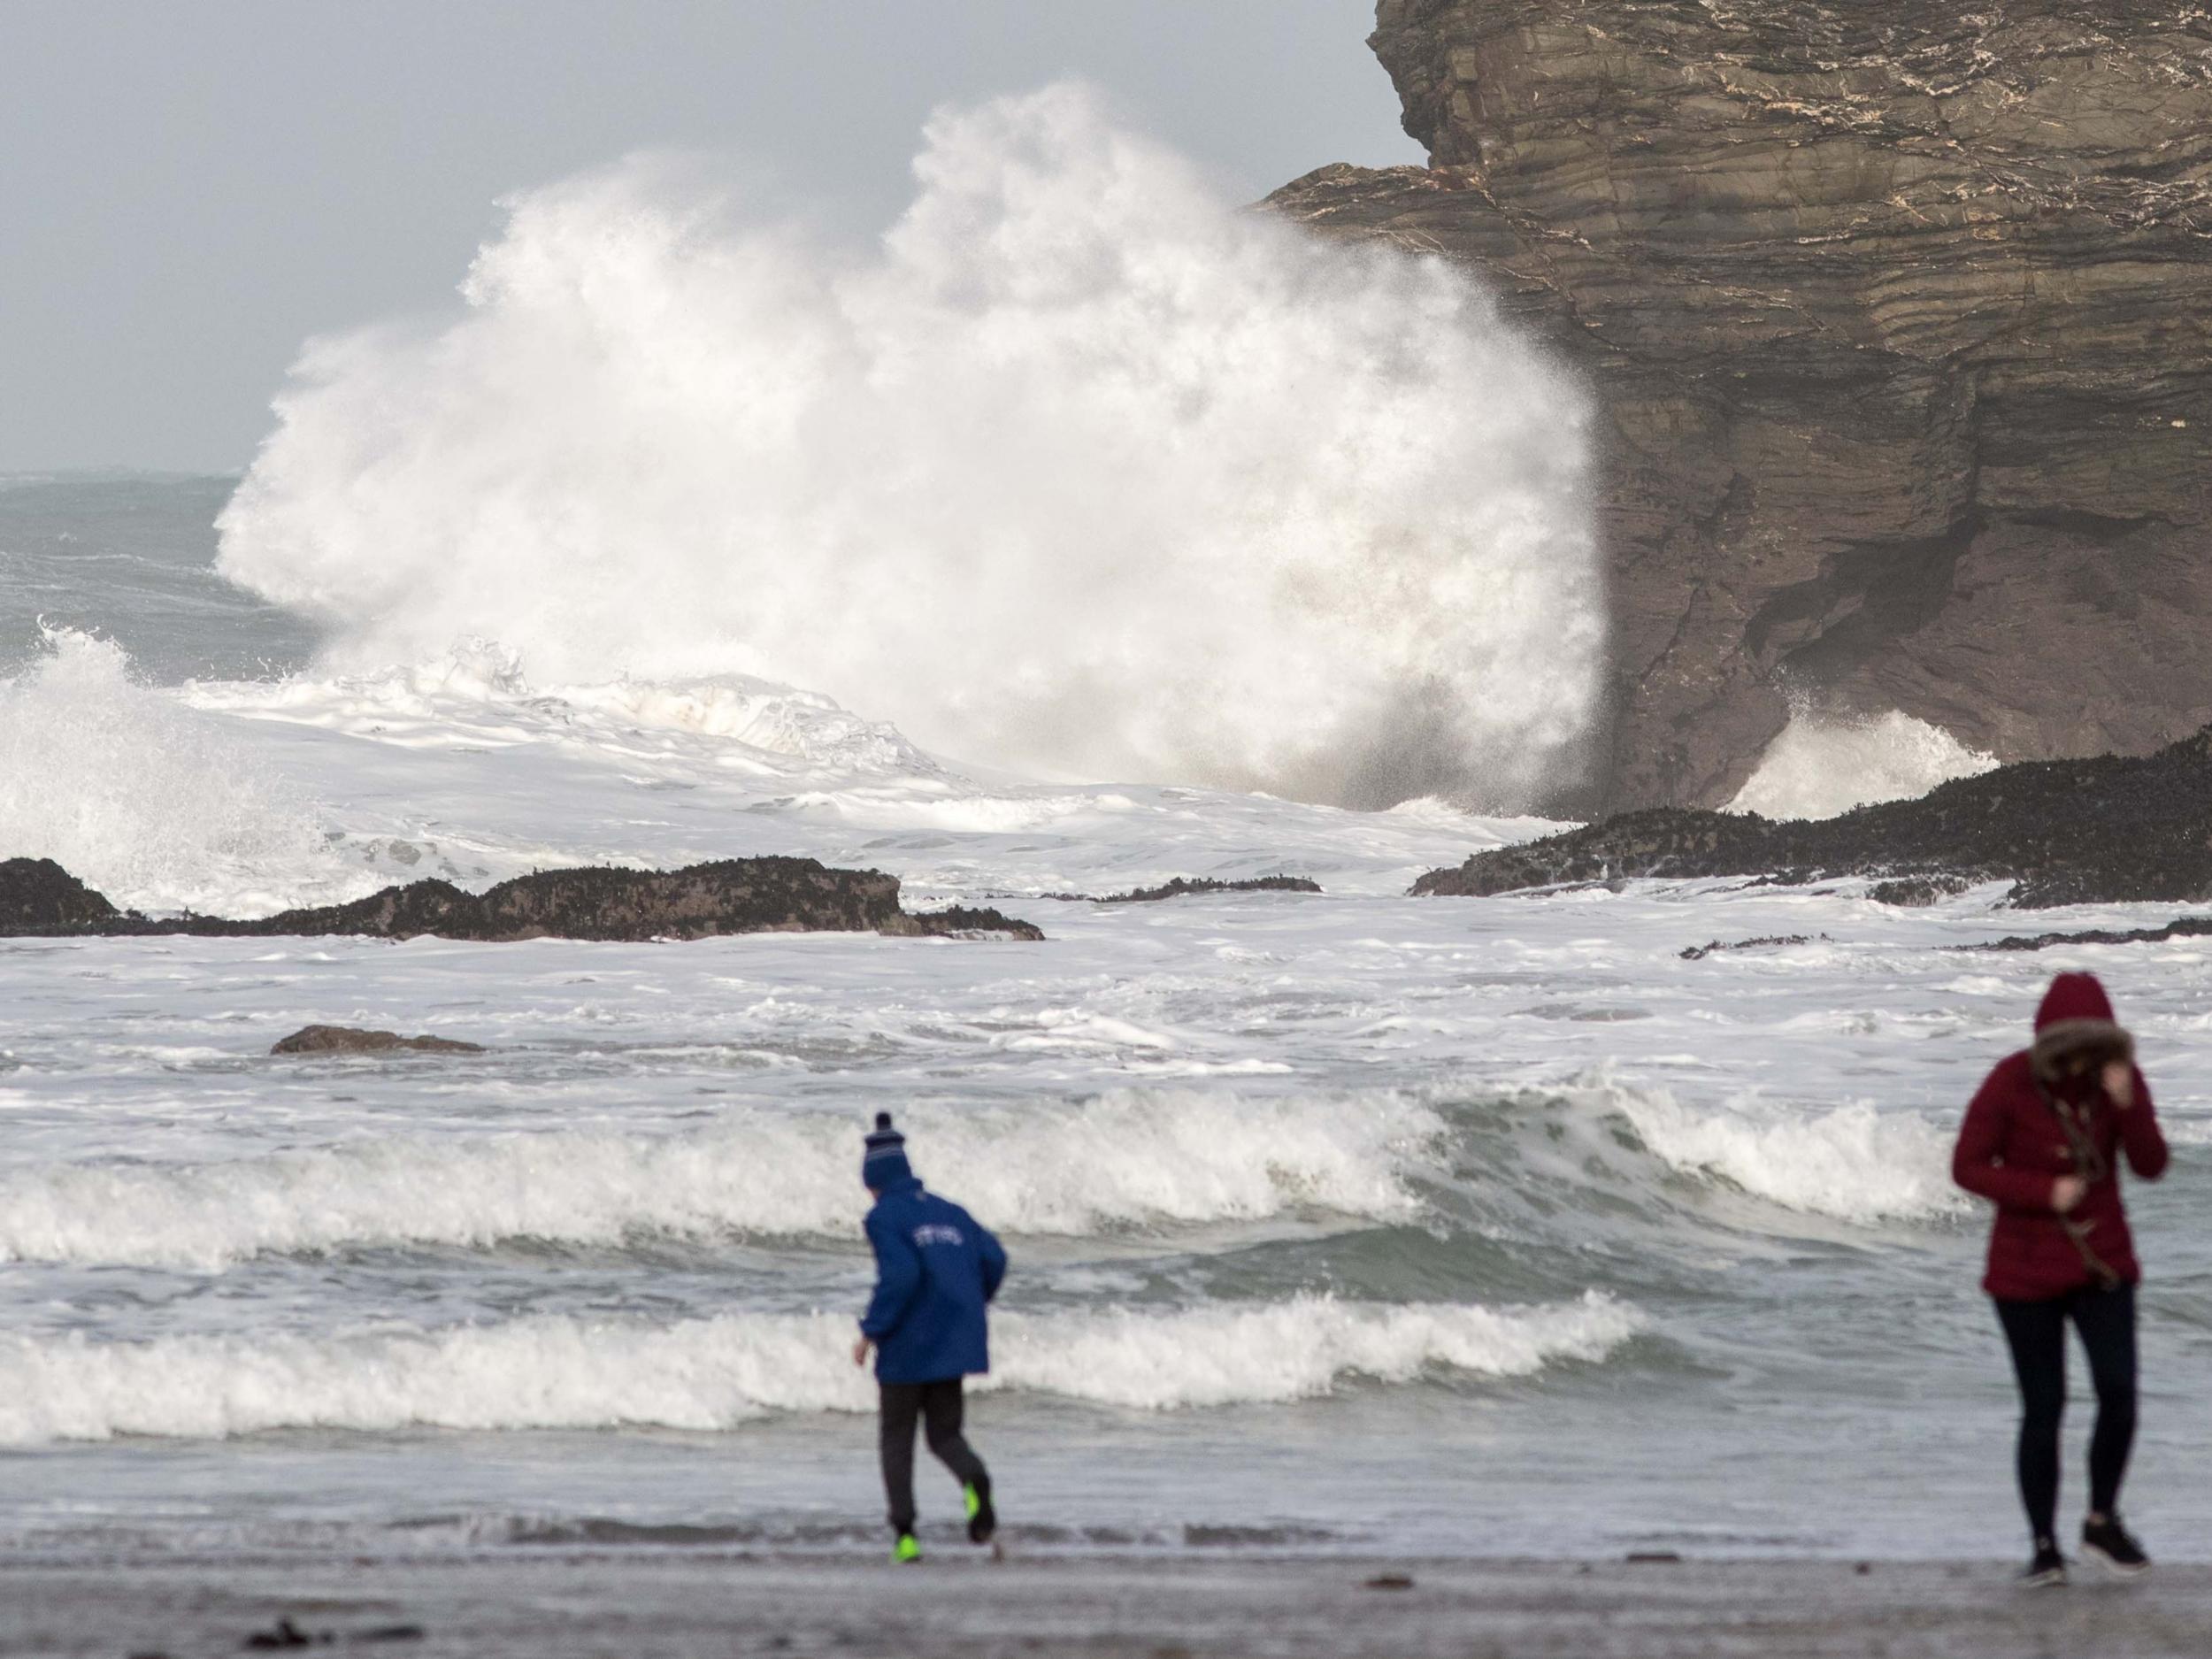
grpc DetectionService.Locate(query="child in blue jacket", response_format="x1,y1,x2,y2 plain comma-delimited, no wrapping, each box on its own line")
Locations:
849,1111,1007,1563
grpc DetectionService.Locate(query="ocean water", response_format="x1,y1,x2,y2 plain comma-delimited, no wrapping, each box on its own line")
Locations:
4,472,2210,1564
2,86,2207,1564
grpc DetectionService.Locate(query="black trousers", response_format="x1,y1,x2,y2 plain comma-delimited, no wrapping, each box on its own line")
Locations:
1993,1282,2138,1546
879,1379,987,1534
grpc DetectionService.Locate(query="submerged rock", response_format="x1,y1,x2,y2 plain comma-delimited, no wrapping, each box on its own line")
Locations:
1414,726,2212,910
270,1025,485,1056
1270,1,2212,810
0,857,1043,943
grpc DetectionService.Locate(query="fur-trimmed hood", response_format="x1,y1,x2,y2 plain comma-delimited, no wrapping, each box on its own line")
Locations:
2031,972,2134,1080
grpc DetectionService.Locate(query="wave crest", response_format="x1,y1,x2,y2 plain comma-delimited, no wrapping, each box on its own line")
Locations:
0,1090,1445,1269
0,1294,1643,1442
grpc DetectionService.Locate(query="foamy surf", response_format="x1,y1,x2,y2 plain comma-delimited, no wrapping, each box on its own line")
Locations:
0,629,368,915
0,1091,1445,1268
1577,1077,1964,1224
1728,709,1999,821
0,1294,1643,1443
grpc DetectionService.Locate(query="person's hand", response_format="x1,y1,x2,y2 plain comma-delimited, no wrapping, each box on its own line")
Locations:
2102,1060,2135,1108
2053,1176,2088,1214
852,1336,872,1369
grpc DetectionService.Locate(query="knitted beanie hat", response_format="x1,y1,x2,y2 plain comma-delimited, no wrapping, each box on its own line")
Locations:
863,1111,913,1190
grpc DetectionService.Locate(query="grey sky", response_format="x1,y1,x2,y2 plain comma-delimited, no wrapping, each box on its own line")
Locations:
4,1,1418,473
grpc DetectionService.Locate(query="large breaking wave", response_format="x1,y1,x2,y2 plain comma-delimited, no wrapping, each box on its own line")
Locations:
216,83,1600,808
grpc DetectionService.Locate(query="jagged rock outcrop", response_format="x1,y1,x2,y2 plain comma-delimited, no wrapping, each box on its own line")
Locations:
0,859,119,930
1412,723,2212,907
0,858,1043,942
1271,1,2212,809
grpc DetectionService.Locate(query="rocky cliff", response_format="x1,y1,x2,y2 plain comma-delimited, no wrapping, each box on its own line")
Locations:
1271,0,2212,809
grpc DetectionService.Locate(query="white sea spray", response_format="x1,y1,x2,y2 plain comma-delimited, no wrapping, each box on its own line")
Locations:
216,83,1600,810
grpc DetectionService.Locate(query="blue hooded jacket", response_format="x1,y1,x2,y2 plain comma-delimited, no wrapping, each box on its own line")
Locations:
859,1173,1008,1384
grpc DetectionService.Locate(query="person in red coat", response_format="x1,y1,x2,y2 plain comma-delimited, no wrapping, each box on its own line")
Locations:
1953,972,2169,1585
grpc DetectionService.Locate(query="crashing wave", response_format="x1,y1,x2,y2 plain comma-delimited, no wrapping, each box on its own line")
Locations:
0,1293,1643,1442
0,1089,1446,1269
1572,1075,1964,1223
1729,709,2000,821
0,629,363,916
216,82,1600,809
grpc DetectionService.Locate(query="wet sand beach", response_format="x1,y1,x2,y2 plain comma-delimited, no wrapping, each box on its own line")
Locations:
4,1554,2207,1659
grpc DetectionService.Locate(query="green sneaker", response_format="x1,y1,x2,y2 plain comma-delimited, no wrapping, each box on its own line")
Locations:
892,1532,922,1564
964,1478,996,1545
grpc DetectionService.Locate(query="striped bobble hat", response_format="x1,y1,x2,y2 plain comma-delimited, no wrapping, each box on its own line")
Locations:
863,1111,912,1190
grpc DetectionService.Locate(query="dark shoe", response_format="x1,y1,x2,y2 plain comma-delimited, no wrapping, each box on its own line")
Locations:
2081,1516,2150,1578
964,1476,996,1545
892,1531,921,1564
2022,1541,2067,1586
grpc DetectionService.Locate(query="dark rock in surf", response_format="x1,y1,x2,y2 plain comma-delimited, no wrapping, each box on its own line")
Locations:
886,904,1047,942
0,857,1043,943
1053,875,1323,904
1867,874,1971,909
270,1025,485,1056
1678,933,1828,963
1414,726,2212,910
1970,916,2212,953
0,857,119,930
1268,1,2212,810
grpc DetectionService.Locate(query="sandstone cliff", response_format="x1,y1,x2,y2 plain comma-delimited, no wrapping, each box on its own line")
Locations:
1271,1,2212,809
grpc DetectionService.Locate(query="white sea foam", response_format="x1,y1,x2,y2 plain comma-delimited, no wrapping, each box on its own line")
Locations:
0,630,358,915
188,641,939,777
0,1090,1445,1269
216,83,1600,809
1729,710,1998,821
1583,1079,1962,1222
0,1293,1641,1442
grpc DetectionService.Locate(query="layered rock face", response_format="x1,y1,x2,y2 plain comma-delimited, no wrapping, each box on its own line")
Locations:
1271,1,2212,809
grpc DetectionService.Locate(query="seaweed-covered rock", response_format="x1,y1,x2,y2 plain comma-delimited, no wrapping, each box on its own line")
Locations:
271,1025,485,1056
883,905,1048,942
1868,874,1972,909
1054,875,1324,904
1414,726,2212,909
0,858,1042,942
0,858,119,930
260,858,911,941
1972,917,2212,953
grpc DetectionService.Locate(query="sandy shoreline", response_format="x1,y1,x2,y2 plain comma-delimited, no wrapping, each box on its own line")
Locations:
4,1553,2207,1658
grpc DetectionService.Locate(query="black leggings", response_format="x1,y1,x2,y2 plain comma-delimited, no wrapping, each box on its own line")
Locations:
1994,1282,2138,1546
879,1379,987,1534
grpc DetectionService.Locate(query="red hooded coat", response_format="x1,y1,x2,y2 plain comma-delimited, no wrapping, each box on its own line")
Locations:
1953,972,2168,1301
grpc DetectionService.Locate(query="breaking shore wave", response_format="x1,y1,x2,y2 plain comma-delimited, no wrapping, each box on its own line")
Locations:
0,1294,1643,1442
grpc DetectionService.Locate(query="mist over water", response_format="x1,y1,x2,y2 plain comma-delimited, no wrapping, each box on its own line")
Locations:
217,84,1601,808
